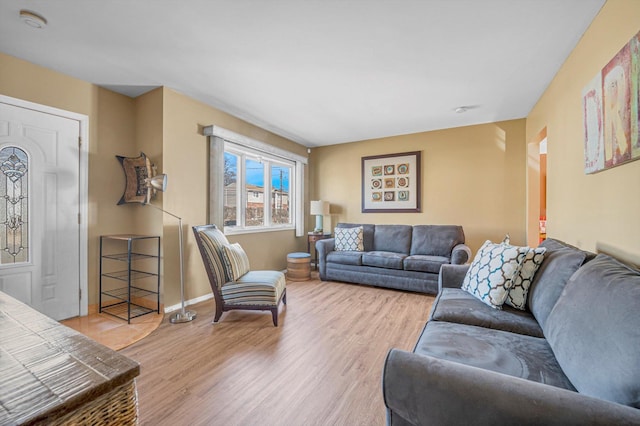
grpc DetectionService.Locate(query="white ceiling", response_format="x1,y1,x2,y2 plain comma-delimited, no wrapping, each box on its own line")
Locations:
0,1,605,147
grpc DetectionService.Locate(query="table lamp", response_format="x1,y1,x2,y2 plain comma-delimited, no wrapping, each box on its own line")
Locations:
310,200,330,233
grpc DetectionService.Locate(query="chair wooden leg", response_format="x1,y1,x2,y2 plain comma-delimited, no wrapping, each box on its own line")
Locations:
213,306,223,323
271,308,278,327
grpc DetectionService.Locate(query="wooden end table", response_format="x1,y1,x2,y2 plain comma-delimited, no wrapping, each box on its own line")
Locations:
307,232,332,270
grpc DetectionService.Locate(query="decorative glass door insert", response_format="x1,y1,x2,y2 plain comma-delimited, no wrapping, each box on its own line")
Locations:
0,146,29,264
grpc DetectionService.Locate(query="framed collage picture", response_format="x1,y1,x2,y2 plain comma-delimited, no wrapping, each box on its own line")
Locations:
361,151,421,213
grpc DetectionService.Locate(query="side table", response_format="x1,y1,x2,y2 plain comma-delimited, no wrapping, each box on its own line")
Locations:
99,234,161,323
307,232,332,270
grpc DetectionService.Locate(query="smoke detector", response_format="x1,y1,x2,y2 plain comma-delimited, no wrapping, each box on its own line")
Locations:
20,10,47,29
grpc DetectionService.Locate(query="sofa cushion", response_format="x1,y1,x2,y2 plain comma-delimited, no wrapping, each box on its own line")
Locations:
429,288,544,337
362,251,406,270
326,262,439,294
545,254,640,408
336,223,375,251
410,225,465,256
414,321,575,390
527,240,590,330
221,270,286,306
504,246,546,310
404,255,449,274
326,251,363,266
334,226,364,251
461,240,529,309
372,225,412,254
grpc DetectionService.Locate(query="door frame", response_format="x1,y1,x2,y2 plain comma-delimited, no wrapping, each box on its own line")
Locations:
0,94,89,316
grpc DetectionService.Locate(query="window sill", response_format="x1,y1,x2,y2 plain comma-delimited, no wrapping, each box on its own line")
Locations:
224,225,296,236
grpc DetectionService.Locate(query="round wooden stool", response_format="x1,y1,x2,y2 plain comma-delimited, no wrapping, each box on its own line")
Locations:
287,252,311,281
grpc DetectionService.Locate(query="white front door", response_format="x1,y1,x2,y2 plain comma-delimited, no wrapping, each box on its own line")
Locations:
0,101,81,320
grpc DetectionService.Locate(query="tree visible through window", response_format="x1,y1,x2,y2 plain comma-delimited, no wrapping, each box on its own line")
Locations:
223,148,293,231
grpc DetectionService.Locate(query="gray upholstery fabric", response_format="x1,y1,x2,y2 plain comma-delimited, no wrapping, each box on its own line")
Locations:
546,254,640,408
429,288,544,337
325,262,438,293
321,223,469,294
527,242,590,330
450,243,471,265
385,409,413,426
336,223,375,251
362,251,406,270
383,350,640,426
382,241,640,425
414,321,573,389
438,264,469,290
410,225,465,256
403,255,449,274
372,225,413,254
326,250,363,266
315,238,334,280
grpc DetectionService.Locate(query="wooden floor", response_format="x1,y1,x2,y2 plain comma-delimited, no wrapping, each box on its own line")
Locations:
61,307,164,351
121,274,434,426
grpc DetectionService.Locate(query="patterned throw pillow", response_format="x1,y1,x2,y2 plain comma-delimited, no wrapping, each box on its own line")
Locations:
504,246,547,310
461,240,529,309
334,226,364,251
222,243,251,281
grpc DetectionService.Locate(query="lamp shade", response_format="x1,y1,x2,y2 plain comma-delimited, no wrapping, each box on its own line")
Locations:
147,174,167,192
310,200,330,215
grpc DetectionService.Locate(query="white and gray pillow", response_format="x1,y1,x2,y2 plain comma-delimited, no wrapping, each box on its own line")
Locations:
462,240,529,309
504,246,547,310
334,226,364,251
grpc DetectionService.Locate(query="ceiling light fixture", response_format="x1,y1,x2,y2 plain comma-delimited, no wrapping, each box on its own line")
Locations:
20,10,47,29
454,106,469,114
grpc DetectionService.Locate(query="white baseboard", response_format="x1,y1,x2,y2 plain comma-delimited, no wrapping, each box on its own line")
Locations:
164,293,213,313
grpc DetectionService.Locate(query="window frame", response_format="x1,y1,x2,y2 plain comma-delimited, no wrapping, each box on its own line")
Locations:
223,143,296,234
205,125,307,237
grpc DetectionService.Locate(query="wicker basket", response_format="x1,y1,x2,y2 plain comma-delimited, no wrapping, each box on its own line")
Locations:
43,380,138,426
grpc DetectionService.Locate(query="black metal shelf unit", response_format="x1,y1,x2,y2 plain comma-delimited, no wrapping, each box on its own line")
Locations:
99,234,160,323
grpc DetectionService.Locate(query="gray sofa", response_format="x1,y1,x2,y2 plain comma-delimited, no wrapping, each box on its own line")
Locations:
316,223,471,294
382,238,640,425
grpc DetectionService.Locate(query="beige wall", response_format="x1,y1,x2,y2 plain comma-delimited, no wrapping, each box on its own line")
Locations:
0,53,308,310
8,0,636,311
526,0,640,264
0,53,144,305
312,119,527,252
160,88,308,306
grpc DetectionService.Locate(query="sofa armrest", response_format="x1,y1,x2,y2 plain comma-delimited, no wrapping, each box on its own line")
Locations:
438,264,469,291
382,349,640,426
450,243,471,264
316,238,334,280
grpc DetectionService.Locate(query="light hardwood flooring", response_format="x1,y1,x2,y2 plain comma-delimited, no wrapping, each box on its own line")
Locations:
120,274,434,426
61,307,164,351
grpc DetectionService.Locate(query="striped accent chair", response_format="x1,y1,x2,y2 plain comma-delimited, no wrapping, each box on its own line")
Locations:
192,224,287,326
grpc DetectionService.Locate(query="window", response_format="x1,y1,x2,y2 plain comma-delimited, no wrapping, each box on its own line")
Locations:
206,125,306,236
224,144,294,232
0,146,29,264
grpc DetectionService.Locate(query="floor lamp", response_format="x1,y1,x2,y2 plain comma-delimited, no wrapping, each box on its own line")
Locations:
146,174,196,324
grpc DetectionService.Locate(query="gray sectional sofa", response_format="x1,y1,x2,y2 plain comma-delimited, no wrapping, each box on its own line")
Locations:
316,223,471,294
382,238,640,425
